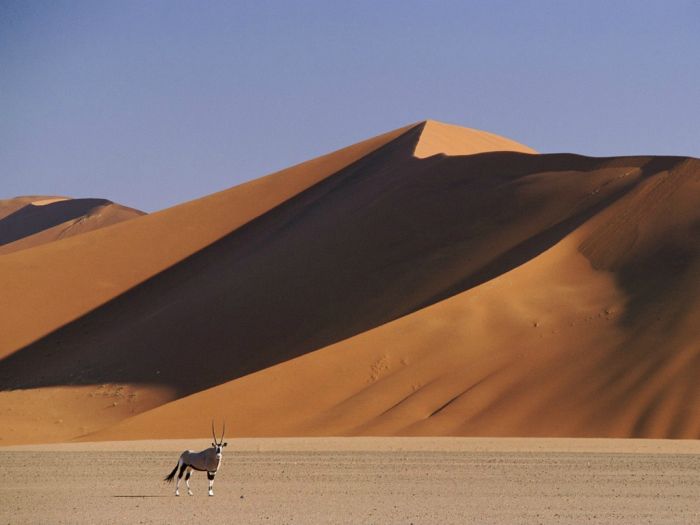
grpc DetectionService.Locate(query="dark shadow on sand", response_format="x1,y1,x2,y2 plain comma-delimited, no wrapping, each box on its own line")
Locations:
112,495,169,498
0,199,113,246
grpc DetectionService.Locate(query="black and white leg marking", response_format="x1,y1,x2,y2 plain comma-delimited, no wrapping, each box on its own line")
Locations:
207,472,216,496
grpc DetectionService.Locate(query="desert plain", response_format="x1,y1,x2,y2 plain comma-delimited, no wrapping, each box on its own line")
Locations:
2,438,699,525
1,120,699,523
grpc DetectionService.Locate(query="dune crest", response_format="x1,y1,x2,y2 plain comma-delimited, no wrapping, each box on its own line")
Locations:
28,197,71,206
412,120,536,158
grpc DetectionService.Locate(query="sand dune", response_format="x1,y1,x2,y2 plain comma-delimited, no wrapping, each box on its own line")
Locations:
0,196,68,220
0,196,145,255
0,120,698,445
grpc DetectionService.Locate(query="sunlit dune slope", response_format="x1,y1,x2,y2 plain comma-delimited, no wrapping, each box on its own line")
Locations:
0,123,417,444
413,120,537,157
0,196,144,255
0,123,414,361
1,120,698,444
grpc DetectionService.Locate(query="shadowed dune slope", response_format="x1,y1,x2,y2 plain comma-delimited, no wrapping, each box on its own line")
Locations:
0,196,74,220
1,121,699,443
0,197,145,255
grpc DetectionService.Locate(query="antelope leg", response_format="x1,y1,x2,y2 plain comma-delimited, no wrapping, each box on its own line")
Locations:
175,461,186,496
207,472,215,496
185,468,193,496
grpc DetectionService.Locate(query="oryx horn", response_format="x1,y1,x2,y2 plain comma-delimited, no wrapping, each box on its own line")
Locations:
211,419,225,444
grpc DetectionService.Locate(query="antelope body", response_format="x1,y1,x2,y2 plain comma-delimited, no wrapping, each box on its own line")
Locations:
164,422,228,496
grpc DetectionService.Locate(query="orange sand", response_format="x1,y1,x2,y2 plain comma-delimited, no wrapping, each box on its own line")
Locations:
1,121,698,445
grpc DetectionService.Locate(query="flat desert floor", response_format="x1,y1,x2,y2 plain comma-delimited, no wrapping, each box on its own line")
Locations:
1,438,698,524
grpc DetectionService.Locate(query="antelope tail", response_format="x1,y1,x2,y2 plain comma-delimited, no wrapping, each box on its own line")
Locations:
164,463,179,482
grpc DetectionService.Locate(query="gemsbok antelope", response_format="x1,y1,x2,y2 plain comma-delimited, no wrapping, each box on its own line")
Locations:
164,421,228,496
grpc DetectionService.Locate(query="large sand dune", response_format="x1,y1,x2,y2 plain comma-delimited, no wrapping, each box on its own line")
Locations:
1,121,698,445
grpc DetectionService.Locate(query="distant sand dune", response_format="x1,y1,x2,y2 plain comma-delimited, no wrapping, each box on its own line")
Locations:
0,197,145,255
0,121,698,445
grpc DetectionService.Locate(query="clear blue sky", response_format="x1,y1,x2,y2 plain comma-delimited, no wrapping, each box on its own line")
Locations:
2,1,699,212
